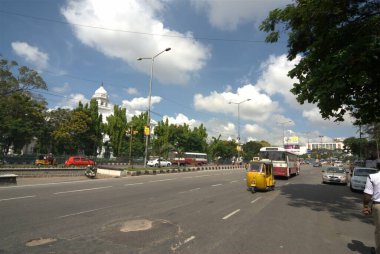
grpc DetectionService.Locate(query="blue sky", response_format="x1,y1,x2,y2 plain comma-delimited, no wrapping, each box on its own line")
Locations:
0,0,359,146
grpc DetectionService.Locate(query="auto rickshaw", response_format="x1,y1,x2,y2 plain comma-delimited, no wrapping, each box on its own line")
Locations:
246,160,275,193
35,154,56,166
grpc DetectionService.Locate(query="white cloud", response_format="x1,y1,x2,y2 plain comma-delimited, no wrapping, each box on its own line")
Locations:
302,107,354,128
11,41,49,70
256,54,302,107
126,87,139,95
52,83,71,93
191,0,291,31
57,93,89,109
122,96,162,116
61,0,210,85
163,113,199,128
194,84,280,123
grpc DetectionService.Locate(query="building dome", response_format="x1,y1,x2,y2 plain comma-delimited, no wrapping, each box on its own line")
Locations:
93,84,108,100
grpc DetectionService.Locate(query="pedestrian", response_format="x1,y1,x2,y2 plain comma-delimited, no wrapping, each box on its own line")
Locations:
363,170,380,254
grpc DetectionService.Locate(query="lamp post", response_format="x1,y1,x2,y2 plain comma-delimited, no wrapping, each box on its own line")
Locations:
229,99,251,163
138,47,171,168
278,120,292,147
319,135,324,159
228,99,251,144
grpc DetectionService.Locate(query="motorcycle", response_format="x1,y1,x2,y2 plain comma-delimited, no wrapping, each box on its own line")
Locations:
85,165,97,179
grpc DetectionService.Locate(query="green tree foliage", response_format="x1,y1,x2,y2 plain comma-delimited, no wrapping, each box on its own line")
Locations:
127,113,147,158
0,57,47,154
152,121,208,159
260,0,380,124
208,135,237,164
242,141,264,162
104,105,128,157
35,108,71,154
52,101,103,156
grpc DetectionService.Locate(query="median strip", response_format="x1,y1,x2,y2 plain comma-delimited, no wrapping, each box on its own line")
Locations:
53,186,112,195
222,209,240,220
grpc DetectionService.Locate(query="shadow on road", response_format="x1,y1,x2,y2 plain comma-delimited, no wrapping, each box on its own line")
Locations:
279,183,373,224
347,240,375,254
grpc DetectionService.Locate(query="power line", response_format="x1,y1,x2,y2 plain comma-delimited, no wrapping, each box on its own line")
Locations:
0,9,278,44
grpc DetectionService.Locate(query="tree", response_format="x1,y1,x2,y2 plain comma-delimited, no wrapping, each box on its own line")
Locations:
0,57,47,154
104,105,128,157
35,108,72,155
242,141,264,162
260,0,380,124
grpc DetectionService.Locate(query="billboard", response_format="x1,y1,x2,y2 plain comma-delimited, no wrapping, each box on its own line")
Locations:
284,136,299,144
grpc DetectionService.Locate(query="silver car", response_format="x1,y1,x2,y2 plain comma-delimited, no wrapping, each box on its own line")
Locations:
350,167,378,192
322,167,348,185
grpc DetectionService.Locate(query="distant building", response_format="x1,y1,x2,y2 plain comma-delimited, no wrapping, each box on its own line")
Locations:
307,138,345,151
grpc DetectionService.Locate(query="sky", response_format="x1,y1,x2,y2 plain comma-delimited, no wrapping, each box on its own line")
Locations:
0,0,359,147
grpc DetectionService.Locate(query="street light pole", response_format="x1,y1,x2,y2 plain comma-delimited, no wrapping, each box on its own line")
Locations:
138,47,171,168
228,99,251,143
228,99,251,163
278,120,292,147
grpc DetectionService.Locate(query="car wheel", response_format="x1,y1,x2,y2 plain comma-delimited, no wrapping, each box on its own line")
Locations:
350,185,355,192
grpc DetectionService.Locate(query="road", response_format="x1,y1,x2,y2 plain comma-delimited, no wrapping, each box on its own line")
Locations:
0,165,374,254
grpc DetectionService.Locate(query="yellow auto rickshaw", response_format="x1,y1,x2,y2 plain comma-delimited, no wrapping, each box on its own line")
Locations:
246,160,275,193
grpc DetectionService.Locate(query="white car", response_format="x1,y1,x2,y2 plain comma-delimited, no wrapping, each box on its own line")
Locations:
350,167,378,192
147,158,172,167
322,167,348,185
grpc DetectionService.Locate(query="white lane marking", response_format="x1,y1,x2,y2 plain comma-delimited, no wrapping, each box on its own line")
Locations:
178,188,201,194
211,184,222,187
285,183,290,185
0,177,112,189
184,236,196,243
222,209,241,220
149,178,176,183
58,206,111,218
54,186,112,195
251,197,262,204
183,176,194,179
194,175,210,178
0,195,36,202
125,183,144,186
230,180,238,183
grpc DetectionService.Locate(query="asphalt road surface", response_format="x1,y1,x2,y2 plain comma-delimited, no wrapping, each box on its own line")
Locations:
0,165,374,254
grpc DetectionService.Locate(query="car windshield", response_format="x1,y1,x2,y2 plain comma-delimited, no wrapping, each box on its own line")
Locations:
354,168,378,177
326,167,345,174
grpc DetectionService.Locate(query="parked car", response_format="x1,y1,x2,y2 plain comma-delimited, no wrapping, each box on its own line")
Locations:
313,162,322,167
65,156,96,167
322,166,348,185
147,158,171,167
350,167,379,192
333,161,344,167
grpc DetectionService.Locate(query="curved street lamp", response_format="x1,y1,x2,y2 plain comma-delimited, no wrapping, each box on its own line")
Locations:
137,47,171,168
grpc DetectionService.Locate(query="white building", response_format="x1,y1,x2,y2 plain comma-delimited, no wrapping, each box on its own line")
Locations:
92,85,114,157
92,84,113,123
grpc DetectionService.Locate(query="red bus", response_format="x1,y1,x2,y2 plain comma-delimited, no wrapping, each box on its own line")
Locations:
259,147,300,178
170,152,208,166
